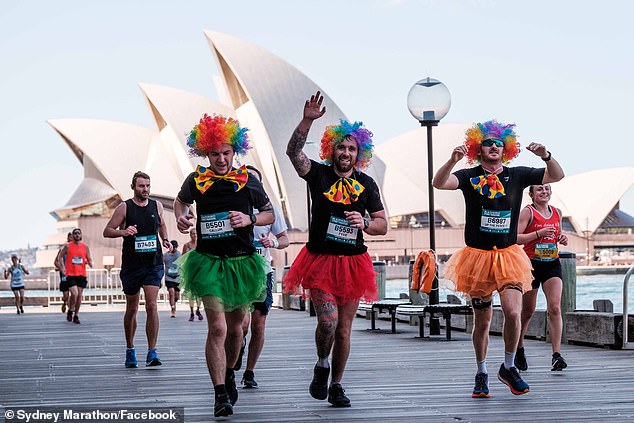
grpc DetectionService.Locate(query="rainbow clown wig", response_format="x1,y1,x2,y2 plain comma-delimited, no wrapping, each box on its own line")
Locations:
186,114,251,157
464,119,521,165
319,119,374,170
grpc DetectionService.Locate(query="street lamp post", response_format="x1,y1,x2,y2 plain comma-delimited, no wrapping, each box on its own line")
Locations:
407,77,451,336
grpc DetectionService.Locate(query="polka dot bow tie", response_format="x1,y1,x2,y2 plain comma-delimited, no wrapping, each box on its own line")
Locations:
323,177,365,204
194,165,249,194
470,174,506,199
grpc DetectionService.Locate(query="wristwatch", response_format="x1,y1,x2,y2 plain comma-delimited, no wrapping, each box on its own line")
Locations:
541,151,552,162
363,218,370,230
249,213,257,225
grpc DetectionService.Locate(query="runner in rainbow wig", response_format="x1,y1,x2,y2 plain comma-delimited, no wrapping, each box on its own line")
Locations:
433,118,564,398
285,91,387,408
174,113,274,418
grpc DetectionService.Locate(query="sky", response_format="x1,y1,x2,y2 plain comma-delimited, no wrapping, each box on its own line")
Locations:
1,0,633,251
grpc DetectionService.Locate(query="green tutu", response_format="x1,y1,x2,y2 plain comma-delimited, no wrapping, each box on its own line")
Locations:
176,250,267,312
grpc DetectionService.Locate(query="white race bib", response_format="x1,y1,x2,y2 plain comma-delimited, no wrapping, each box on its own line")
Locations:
71,256,83,265
253,240,266,257
480,209,511,233
326,215,358,245
135,235,158,252
200,212,234,240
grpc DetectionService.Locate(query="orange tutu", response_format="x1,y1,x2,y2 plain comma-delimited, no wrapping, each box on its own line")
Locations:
443,244,533,298
283,247,378,303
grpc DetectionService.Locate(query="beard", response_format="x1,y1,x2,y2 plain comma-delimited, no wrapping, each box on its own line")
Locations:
333,156,354,174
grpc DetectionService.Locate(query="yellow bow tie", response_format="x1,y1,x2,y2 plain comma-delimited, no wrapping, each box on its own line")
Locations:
470,174,506,199
323,177,365,204
194,165,249,194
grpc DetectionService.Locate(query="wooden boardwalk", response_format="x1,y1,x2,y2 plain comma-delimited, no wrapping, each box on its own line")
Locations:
1,306,634,422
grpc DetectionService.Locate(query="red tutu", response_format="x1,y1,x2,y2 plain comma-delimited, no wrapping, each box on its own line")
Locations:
283,247,378,303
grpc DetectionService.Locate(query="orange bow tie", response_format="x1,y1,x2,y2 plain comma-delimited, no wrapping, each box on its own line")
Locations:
323,177,365,204
194,165,249,194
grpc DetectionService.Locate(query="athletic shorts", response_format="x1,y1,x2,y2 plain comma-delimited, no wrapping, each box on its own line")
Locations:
531,258,562,290
66,275,88,289
119,264,164,296
11,286,25,292
59,272,70,292
252,272,274,315
165,281,180,291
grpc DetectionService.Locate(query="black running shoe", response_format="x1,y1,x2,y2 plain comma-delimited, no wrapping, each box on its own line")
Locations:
309,365,330,400
551,352,567,371
214,393,233,417
514,347,528,371
327,383,351,407
233,337,246,371
226,369,238,405
241,370,258,389
497,364,529,395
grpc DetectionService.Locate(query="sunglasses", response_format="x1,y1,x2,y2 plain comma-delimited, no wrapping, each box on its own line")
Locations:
72,231,81,235
482,139,504,147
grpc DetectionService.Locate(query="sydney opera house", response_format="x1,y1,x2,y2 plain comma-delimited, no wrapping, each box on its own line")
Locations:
35,30,634,270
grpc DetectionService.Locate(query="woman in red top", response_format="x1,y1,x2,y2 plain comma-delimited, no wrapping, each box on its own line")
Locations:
516,184,568,372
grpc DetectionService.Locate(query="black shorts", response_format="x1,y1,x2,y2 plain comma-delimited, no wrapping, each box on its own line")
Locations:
252,272,274,316
59,273,70,292
531,258,562,290
119,264,164,295
165,281,180,291
11,286,25,292
67,275,88,289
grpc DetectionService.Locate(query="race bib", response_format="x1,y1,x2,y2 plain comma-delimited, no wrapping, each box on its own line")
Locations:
534,242,558,261
253,240,266,257
326,215,358,245
480,209,511,233
71,256,83,265
135,235,158,252
200,212,234,240
167,264,179,278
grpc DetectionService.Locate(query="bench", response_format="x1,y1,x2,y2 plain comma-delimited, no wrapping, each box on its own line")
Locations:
360,299,411,333
396,303,473,340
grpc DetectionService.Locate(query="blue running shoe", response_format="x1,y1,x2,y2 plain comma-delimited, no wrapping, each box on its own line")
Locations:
497,364,529,395
125,348,138,368
472,372,490,398
146,349,162,367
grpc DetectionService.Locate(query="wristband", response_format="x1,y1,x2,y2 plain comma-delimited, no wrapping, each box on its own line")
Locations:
272,238,279,249
535,230,539,240
541,151,552,162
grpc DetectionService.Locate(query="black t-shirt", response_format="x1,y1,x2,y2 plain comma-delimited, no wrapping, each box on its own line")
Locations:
303,160,384,255
177,170,270,257
454,165,544,250
121,199,163,269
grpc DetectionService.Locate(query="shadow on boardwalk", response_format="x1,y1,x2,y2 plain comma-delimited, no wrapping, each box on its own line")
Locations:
1,307,634,422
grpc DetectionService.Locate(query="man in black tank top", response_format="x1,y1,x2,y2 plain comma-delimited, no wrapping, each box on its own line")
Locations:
104,171,171,369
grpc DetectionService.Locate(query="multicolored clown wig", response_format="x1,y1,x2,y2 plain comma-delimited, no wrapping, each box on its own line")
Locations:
319,119,374,169
186,114,251,157
464,119,521,165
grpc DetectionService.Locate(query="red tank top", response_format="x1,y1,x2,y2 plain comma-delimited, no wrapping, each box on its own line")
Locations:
65,242,88,276
522,204,561,261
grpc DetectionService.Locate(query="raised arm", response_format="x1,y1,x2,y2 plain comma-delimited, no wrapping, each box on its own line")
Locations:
432,145,466,190
525,143,564,183
286,91,326,177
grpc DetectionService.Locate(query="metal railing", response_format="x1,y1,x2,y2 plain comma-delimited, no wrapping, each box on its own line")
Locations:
622,266,634,349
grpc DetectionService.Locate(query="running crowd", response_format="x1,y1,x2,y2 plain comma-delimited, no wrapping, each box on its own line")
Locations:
9,91,570,419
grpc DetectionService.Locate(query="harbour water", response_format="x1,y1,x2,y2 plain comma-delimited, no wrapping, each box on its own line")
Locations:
387,274,629,313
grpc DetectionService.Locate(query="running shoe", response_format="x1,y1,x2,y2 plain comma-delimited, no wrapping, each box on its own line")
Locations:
214,393,233,417
196,308,204,321
514,347,528,371
327,383,351,407
551,352,568,371
226,369,238,405
170,307,176,318
146,349,162,367
188,313,195,322
241,370,258,389
19,306,24,313
472,372,490,398
309,365,330,400
497,364,529,395
16,309,20,314
66,310,73,322
73,314,81,324
233,337,246,371
125,348,138,368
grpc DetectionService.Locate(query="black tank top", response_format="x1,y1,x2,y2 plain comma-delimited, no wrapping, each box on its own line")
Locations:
121,199,163,268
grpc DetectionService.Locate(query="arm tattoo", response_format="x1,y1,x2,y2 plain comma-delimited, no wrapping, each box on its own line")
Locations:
258,202,273,213
286,126,311,176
